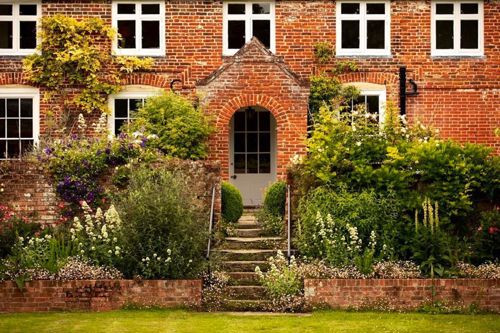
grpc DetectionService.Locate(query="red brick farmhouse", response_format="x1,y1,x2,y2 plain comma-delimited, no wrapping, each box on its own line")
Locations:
0,0,498,205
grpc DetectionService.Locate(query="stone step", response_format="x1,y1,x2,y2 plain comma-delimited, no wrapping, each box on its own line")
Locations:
227,272,261,286
235,222,261,230
222,261,269,272
226,286,266,300
234,228,264,237
223,237,284,250
217,249,277,261
224,299,270,312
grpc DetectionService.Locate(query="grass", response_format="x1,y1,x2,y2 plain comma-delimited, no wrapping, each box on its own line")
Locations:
0,309,499,333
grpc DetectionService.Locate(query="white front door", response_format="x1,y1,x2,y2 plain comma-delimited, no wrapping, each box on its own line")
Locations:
229,106,277,206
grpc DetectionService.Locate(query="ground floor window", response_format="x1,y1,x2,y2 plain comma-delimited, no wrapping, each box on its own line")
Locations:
346,83,386,124
108,87,162,136
0,87,39,159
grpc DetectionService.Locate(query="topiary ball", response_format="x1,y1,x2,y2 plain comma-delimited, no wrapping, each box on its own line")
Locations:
221,181,243,223
263,181,287,217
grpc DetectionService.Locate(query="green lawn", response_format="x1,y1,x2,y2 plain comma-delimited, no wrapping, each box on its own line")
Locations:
0,309,499,333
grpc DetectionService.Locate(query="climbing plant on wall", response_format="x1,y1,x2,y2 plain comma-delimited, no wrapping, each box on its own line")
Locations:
23,15,154,126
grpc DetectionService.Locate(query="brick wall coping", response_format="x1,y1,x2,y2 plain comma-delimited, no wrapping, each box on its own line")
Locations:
0,279,202,313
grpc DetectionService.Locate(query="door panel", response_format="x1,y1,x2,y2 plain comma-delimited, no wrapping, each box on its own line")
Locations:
230,106,276,206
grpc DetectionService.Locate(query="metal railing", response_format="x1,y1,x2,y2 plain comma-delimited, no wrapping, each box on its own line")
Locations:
206,186,216,261
287,184,292,261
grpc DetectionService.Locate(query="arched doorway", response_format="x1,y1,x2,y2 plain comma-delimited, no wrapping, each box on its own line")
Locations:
229,106,277,206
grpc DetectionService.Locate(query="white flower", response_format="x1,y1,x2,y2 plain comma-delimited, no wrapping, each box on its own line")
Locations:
153,253,157,258
167,249,171,255
91,246,95,250
356,141,362,147
132,131,142,138
108,250,112,254
147,134,158,140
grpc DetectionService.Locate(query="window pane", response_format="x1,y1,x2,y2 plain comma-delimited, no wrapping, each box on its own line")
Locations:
0,141,5,158
342,20,360,48
234,111,245,131
259,154,270,174
129,98,143,112
142,21,160,49
7,99,18,117
20,21,37,49
228,4,245,14
436,20,454,49
253,20,270,48
461,20,478,49
234,133,245,152
234,154,246,173
118,20,136,48
436,4,454,14
247,133,258,152
0,22,13,49
0,5,12,15
259,112,270,131
0,99,4,117
117,4,136,14
366,96,380,115
367,3,385,14
259,133,270,152
341,3,360,14
253,3,270,14
142,4,160,15
461,3,478,14
19,5,37,16
7,119,19,138
114,119,126,135
20,99,32,117
21,140,33,156
247,154,258,173
228,20,245,49
0,120,5,137
114,99,128,118
246,109,258,131
20,119,32,138
367,20,385,49
7,140,20,158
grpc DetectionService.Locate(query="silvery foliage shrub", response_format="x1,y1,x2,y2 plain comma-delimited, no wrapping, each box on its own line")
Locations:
455,262,500,279
114,166,208,279
255,251,304,312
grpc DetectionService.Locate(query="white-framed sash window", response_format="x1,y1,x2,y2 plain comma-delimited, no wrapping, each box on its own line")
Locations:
431,1,484,57
223,1,275,56
336,1,391,57
346,83,386,124
0,86,40,159
0,2,40,56
112,1,165,56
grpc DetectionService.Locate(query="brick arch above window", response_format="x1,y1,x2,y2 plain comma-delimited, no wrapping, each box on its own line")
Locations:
337,72,398,86
0,73,31,86
121,74,178,90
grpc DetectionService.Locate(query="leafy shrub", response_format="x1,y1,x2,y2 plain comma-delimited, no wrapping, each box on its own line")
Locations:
308,75,359,116
455,262,500,279
113,166,208,279
255,251,304,312
471,210,500,264
256,209,284,236
130,92,213,160
313,42,334,64
221,182,243,223
263,181,287,217
0,206,40,259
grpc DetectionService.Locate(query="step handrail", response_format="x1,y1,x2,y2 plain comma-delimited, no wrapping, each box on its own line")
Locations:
287,184,291,261
206,186,216,261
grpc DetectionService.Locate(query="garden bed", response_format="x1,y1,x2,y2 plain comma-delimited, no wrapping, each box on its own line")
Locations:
304,278,500,313
0,279,202,313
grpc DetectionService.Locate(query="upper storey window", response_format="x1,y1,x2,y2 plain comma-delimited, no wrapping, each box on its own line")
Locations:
223,2,275,56
336,1,391,57
112,1,165,56
0,3,40,56
431,1,483,56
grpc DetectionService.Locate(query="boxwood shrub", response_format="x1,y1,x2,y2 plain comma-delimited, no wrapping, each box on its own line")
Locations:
221,182,243,223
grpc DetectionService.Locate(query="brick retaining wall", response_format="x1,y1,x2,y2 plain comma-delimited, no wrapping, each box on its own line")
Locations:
0,279,202,313
304,279,500,312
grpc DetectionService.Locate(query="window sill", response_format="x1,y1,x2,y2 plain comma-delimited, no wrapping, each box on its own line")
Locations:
112,50,166,58
335,54,393,59
431,54,485,59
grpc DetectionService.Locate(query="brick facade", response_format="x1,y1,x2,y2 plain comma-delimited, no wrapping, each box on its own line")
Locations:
0,279,202,312
0,0,498,205
304,278,500,312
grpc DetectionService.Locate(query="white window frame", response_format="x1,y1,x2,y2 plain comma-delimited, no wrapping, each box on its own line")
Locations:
223,1,276,56
345,82,386,124
111,1,165,57
431,1,484,57
0,1,41,56
108,86,162,136
336,1,391,57
0,86,40,160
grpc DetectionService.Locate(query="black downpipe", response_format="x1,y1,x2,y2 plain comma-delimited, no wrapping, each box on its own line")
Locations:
399,66,407,116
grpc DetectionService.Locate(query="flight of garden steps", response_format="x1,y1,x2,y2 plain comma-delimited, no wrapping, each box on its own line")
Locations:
218,208,286,311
